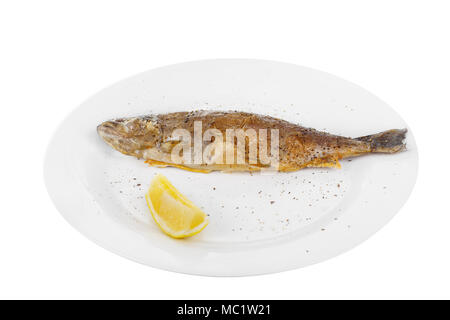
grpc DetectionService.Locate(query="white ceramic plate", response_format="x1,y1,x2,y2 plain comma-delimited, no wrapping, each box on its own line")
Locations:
44,59,418,276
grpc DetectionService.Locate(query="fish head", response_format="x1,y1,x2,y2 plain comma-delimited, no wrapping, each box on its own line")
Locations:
97,116,161,157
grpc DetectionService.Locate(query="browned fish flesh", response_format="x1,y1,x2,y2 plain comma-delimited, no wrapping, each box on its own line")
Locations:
97,110,407,172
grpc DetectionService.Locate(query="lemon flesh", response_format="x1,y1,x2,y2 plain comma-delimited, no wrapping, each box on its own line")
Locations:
145,174,208,238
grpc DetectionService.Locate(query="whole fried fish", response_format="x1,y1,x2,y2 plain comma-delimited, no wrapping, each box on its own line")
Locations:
97,110,406,172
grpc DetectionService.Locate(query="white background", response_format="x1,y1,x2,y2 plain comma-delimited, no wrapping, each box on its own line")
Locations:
1,1,449,299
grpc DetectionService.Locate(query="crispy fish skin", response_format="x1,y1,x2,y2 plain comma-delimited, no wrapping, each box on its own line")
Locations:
97,110,407,172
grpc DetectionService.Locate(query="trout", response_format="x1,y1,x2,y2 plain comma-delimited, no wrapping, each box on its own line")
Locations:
97,110,407,172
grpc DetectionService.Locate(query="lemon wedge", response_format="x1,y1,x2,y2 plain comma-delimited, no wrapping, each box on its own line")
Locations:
145,174,208,238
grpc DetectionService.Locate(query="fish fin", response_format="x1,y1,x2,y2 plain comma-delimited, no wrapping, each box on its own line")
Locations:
311,160,341,168
145,159,212,173
305,157,341,169
219,164,264,173
145,159,169,168
356,129,407,153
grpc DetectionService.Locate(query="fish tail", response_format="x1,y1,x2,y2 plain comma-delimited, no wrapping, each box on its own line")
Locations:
356,129,407,153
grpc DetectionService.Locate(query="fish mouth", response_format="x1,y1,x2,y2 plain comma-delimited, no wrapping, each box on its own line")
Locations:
97,119,149,157
97,119,126,137
97,120,126,147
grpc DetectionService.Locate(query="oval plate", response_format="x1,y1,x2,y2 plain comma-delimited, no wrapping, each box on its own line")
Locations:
44,59,418,276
